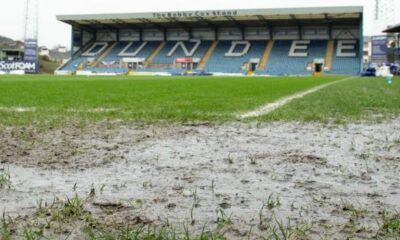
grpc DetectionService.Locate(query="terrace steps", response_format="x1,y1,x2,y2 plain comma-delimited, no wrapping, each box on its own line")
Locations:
197,41,218,70
143,42,166,68
324,40,335,71
90,42,117,67
258,40,274,70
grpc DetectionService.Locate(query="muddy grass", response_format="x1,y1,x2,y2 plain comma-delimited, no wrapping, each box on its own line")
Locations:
1,120,400,239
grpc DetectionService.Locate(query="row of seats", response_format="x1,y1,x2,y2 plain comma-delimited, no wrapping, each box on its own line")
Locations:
84,67,129,74
62,56,89,71
151,41,211,65
61,40,361,75
259,40,327,75
205,41,267,73
331,41,361,75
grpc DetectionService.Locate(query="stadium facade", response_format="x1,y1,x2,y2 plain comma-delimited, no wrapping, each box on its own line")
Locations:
56,6,363,76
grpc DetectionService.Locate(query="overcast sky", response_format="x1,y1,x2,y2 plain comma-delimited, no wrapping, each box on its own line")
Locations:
0,0,399,48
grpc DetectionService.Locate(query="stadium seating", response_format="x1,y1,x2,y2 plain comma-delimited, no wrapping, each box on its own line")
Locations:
131,41,162,59
84,67,129,74
260,40,327,75
81,42,109,57
61,40,361,75
204,41,267,73
129,40,211,74
61,56,90,71
330,41,361,75
100,41,163,64
150,41,211,65
102,42,127,63
61,42,109,72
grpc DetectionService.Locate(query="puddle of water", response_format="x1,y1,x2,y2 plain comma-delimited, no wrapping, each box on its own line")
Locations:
1,120,400,238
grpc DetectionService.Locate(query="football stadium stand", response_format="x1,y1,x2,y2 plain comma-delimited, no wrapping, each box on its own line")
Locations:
56,6,363,76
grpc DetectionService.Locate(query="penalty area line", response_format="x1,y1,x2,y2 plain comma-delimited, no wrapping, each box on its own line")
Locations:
238,76,355,119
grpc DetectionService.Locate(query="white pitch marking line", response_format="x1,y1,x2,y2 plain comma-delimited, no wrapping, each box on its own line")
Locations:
238,76,355,119
0,107,37,113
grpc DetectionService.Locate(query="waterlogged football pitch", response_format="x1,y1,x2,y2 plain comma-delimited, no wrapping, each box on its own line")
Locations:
1,75,400,239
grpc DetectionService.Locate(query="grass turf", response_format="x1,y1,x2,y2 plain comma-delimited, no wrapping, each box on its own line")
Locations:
0,75,398,126
0,75,341,126
259,76,400,123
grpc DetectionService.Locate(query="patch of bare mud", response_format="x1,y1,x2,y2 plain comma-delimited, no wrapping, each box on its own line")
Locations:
0,124,170,168
1,119,400,239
